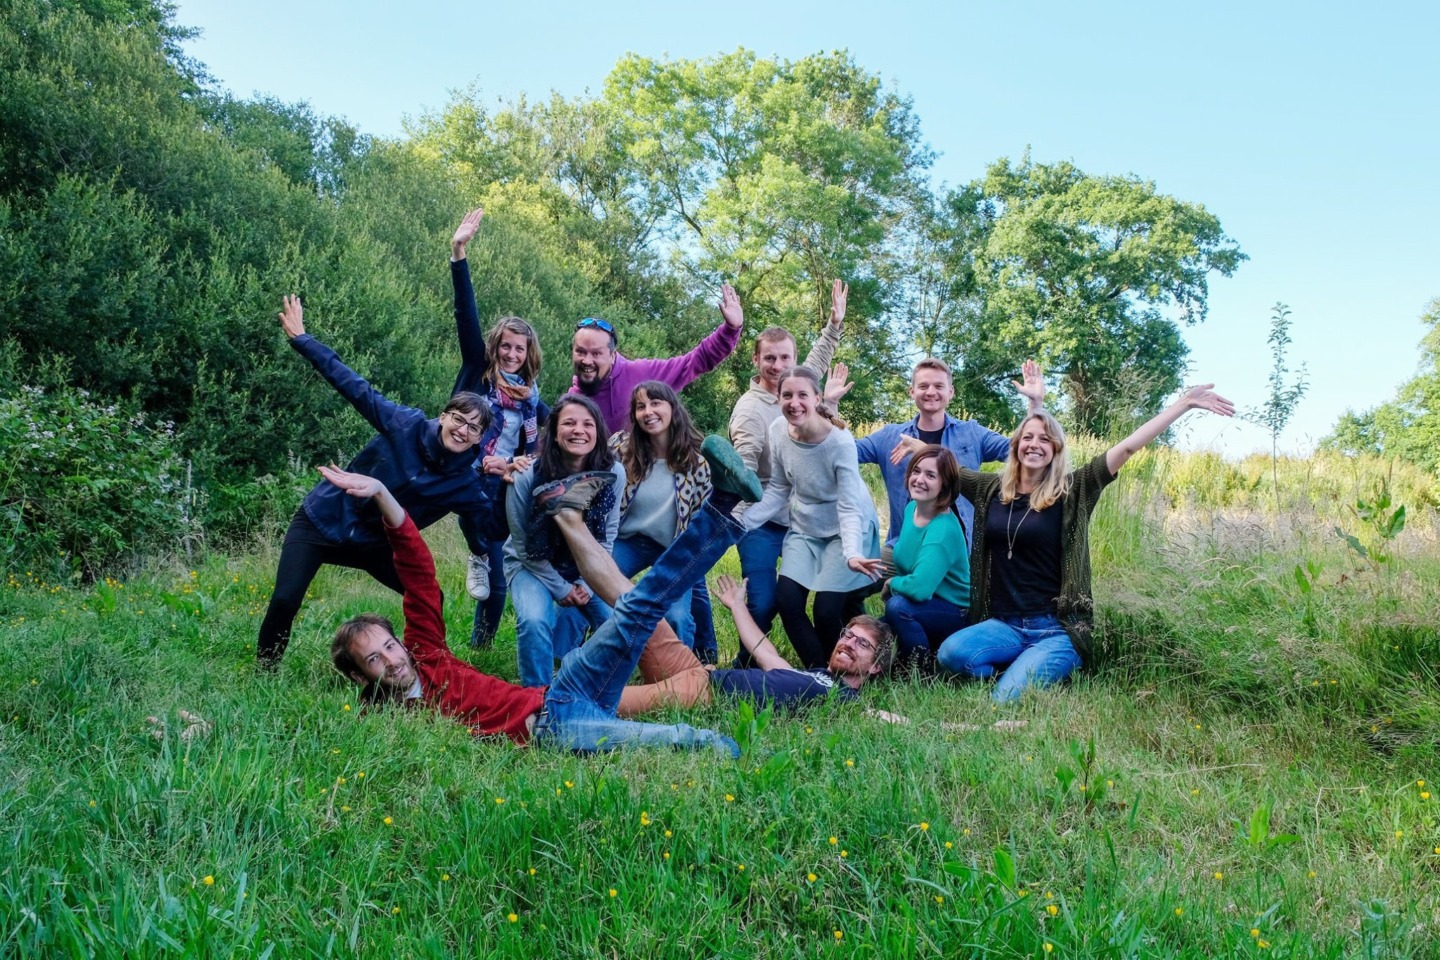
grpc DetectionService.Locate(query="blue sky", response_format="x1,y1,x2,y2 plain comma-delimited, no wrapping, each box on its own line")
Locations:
175,0,1440,456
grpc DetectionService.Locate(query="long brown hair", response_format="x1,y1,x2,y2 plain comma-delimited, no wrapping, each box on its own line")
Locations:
537,395,614,483
999,412,1070,510
778,365,847,430
482,316,543,396
623,381,703,480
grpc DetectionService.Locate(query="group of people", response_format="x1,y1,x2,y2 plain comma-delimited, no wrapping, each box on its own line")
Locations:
258,208,1234,757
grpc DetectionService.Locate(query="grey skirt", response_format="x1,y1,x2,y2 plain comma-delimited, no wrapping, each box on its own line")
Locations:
779,522,882,593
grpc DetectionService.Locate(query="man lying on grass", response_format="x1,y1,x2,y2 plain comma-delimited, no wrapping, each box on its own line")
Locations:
320,435,763,756
544,503,893,713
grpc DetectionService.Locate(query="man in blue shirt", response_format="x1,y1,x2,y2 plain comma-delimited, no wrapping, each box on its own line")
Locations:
856,358,1046,546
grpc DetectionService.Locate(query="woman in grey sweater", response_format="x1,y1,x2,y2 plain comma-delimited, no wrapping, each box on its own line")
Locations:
741,366,882,667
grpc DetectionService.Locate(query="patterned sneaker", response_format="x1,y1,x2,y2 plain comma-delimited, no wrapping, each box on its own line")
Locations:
532,470,617,517
465,553,491,601
700,435,763,503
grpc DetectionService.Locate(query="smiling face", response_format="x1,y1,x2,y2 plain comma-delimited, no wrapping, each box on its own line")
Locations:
496,329,529,375
909,365,955,417
554,401,599,465
827,621,885,679
345,623,418,692
632,389,673,438
572,329,615,388
1014,416,1056,473
778,373,822,428
754,333,798,394
907,453,943,506
440,409,484,454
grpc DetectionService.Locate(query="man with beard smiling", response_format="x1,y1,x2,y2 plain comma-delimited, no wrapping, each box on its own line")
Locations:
569,285,744,433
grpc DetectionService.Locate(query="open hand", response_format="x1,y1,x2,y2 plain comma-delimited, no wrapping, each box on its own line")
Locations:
712,574,747,609
824,362,854,405
1011,359,1045,408
451,208,484,258
828,278,849,326
848,556,886,581
278,294,305,339
1179,384,1235,417
318,464,387,500
888,433,925,467
719,284,744,328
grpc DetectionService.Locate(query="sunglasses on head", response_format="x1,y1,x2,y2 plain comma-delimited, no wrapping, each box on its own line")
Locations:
576,317,615,334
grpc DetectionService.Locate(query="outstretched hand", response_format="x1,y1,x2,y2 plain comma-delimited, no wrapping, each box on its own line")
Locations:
712,573,748,609
719,284,744,328
319,464,406,527
1011,359,1045,410
824,362,854,405
828,278,849,326
451,207,484,258
278,294,305,339
888,433,925,467
1179,383,1235,417
848,556,886,581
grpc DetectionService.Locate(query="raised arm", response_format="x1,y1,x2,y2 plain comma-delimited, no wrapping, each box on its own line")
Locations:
628,284,743,390
800,279,847,373
1010,359,1046,416
318,465,447,661
450,208,487,392
1106,384,1234,475
714,575,793,672
280,296,412,434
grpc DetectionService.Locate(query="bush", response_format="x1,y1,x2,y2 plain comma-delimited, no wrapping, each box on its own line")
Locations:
0,384,199,580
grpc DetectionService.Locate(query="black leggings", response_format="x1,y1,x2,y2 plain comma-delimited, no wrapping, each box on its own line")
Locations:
256,511,403,665
774,576,867,669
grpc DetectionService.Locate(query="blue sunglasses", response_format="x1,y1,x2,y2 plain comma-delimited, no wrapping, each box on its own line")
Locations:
576,317,615,334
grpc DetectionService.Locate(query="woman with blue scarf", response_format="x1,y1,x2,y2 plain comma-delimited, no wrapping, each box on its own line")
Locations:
449,209,550,647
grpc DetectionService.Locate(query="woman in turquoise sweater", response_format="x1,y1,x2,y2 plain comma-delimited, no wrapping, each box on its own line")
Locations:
881,446,970,672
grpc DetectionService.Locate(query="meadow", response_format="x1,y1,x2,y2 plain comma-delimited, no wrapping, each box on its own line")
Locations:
1,448,1437,958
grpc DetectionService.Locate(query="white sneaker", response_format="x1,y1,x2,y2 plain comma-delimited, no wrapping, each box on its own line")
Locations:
466,553,491,601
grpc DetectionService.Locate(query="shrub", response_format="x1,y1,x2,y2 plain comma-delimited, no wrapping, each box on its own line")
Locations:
0,384,199,580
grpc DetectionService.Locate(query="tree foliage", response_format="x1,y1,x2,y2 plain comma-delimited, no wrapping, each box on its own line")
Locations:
925,154,1246,435
1324,298,1440,475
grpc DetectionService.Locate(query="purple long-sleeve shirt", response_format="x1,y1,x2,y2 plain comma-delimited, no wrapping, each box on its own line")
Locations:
568,321,742,432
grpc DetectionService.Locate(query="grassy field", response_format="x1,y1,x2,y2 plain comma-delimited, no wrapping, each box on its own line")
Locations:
2,449,1437,958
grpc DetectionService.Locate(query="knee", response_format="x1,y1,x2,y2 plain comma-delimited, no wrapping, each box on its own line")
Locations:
935,628,989,676
884,594,916,623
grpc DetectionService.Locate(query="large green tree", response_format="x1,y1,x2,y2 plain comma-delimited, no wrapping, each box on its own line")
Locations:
926,155,1246,435
1324,298,1440,475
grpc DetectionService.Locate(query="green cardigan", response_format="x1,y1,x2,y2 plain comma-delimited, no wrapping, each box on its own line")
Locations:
957,452,1116,661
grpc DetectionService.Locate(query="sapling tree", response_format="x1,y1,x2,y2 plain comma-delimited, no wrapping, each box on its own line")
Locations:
1243,302,1308,503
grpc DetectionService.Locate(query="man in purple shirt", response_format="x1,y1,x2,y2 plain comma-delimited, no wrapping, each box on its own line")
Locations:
569,285,745,432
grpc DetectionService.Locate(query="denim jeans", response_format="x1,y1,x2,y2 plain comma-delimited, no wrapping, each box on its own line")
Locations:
509,568,613,689
935,613,1081,703
690,583,718,665
883,594,968,669
536,500,741,757
733,520,786,666
612,535,696,647
468,537,508,648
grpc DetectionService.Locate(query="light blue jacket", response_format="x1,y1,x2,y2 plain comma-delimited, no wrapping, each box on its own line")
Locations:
854,414,1010,546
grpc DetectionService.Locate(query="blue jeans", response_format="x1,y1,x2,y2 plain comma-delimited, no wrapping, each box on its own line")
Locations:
536,500,742,756
509,568,612,689
883,594,968,668
733,520,786,666
935,614,1081,703
690,583,717,665
613,535,695,647
469,537,507,648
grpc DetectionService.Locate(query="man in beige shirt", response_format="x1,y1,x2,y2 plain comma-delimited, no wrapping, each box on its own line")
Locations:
727,278,847,652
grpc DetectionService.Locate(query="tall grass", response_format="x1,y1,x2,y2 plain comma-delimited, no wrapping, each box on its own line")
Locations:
1,448,1436,957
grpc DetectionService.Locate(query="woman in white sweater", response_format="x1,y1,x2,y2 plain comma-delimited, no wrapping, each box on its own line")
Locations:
741,366,882,668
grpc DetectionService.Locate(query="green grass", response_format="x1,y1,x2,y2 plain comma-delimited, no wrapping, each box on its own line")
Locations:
2,449,1438,957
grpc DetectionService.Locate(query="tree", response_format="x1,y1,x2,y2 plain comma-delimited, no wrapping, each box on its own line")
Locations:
929,154,1246,435
1241,303,1308,501
1324,298,1440,475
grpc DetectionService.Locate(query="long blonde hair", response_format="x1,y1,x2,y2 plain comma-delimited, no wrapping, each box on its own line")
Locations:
778,365,847,430
483,316,543,395
999,412,1070,510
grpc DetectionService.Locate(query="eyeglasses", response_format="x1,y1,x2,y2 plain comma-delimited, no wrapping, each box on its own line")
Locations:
838,627,876,654
576,317,615,334
445,411,484,436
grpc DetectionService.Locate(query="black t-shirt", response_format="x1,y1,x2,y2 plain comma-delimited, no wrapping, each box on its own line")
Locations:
985,493,1063,616
915,426,944,446
708,667,857,710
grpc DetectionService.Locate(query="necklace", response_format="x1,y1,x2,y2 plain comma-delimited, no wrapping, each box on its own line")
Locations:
1005,497,1032,560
